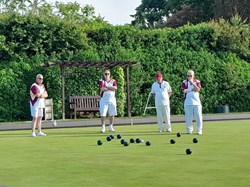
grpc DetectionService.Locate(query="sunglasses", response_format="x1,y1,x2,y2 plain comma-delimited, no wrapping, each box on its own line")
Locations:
104,73,110,75
38,78,43,80
187,75,192,77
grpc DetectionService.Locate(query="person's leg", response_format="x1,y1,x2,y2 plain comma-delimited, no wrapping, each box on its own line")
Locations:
100,101,108,132
37,116,42,132
156,107,164,132
184,105,194,133
100,116,106,132
31,117,38,137
194,105,203,134
31,106,38,137
109,116,115,132
163,105,171,132
37,109,46,136
108,102,117,132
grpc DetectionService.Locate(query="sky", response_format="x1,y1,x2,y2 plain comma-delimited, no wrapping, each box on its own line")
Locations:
48,0,142,25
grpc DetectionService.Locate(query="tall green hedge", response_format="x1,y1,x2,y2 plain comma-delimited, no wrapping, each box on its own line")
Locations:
0,14,249,121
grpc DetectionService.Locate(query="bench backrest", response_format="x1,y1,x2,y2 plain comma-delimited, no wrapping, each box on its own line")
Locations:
69,96,100,111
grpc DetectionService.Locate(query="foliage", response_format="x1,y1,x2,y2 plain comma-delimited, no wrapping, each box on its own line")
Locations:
0,60,32,121
113,67,125,117
0,13,250,121
213,0,250,23
0,13,88,61
209,15,250,62
132,0,250,28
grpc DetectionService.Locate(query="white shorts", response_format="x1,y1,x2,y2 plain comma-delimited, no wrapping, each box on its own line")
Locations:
30,107,44,117
99,101,117,117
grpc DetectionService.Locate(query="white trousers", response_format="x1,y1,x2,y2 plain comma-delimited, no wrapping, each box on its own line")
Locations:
156,105,171,131
184,105,203,133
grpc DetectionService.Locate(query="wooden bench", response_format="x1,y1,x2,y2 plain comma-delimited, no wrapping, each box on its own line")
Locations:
69,96,101,119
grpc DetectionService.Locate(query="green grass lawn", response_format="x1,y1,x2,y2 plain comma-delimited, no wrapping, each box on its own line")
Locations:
0,120,249,187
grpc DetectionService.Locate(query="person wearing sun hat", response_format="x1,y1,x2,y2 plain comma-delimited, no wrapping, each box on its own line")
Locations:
181,70,203,135
151,72,172,132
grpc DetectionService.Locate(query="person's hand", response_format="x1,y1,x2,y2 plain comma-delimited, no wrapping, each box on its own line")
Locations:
183,89,191,93
188,77,193,84
100,87,107,92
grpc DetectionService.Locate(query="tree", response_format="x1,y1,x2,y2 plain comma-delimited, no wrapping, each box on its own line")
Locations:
131,0,168,28
0,0,47,15
165,5,202,28
0,0,105,24
213,0,250,23
132,0,250,28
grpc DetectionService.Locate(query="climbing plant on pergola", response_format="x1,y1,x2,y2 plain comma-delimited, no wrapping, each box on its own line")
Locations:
42,61,140,119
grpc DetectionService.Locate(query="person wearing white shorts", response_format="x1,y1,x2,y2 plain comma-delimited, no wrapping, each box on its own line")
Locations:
151,72,172,132
182,70,203,135
99,69,117,133
30,74,48,137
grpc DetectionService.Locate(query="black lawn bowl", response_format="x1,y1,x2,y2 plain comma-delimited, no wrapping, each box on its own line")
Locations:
117,134,122,139
124,141,129,146
135,138,141,143
130,138,135,143
120,139,125,144
186,148,192,155
97,140,103,145
170,139,176,144
145,141,151,146
106,136,112,141
177,132,181,137
193,138,198,143
110,135,114,139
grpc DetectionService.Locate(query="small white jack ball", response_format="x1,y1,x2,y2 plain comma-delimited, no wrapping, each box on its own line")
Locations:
52,120,57,127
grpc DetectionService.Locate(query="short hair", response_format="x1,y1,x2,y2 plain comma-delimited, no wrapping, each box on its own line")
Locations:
36,74,43,79
187,70,194,75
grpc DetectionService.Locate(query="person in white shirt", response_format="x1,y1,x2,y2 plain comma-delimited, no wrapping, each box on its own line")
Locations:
181,70,203,135
151,72,172,132
30,74,48,137
99,70,117,133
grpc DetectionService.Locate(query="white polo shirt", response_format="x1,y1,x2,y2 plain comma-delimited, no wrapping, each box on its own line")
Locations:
151,81,172,107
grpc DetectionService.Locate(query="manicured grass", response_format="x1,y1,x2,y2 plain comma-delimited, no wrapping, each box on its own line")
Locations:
0,120,249,187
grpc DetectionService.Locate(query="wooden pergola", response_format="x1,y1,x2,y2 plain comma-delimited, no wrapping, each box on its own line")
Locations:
42,61,140,119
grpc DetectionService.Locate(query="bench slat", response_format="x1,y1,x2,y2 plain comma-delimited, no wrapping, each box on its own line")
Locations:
69,96,100,119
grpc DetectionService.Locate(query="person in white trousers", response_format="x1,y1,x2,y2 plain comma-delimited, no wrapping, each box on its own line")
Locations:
151,72,172,132
182,70,203,135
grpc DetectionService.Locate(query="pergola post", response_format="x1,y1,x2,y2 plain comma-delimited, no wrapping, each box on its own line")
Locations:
126,66,131,117
61,66,65,120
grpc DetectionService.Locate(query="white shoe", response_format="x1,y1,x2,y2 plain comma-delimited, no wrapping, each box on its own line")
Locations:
109,125,115,132
37,132,46,136
167,129,172,132
100,126,105,133
31,132,36,137
197,131,202,135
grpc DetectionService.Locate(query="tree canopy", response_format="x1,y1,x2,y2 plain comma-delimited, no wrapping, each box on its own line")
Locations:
132,0,250,28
